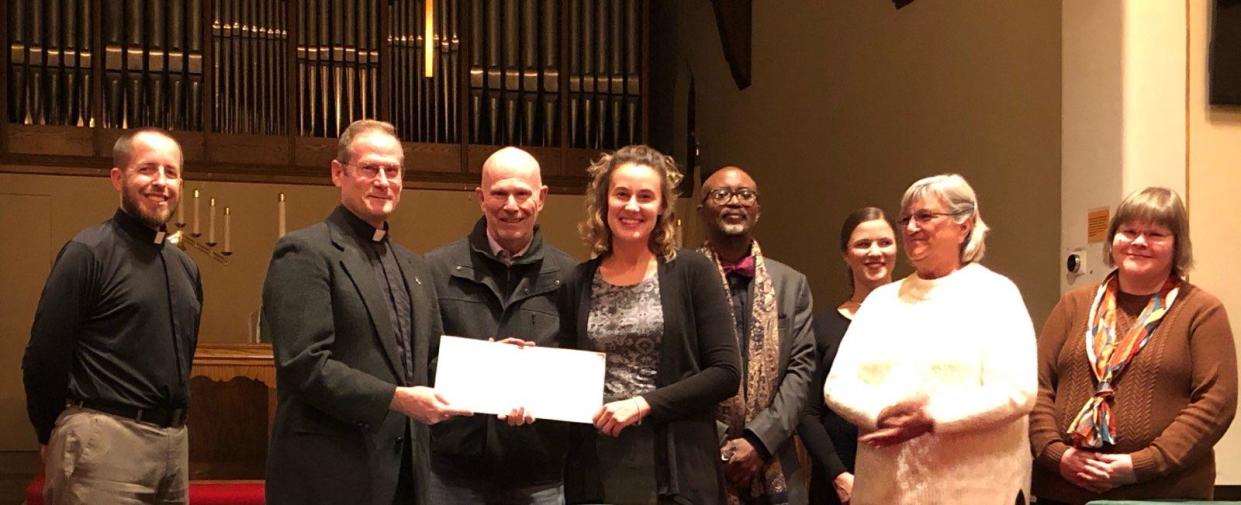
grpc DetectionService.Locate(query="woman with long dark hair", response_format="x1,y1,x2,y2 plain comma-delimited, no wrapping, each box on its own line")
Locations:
798,207,896,504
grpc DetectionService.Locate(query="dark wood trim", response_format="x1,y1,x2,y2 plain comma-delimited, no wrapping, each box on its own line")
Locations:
1218,485,1241,500
1,0,10,155
640,0,649,144
7,125,95,156
0,161,588,194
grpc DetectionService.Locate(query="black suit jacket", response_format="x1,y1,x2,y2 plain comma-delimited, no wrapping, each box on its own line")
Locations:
262,206,441,505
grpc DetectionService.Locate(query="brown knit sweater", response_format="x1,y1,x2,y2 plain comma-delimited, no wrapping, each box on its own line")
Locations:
1030,281,1238,504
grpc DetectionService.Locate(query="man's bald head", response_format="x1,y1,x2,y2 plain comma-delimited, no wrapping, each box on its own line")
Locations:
481,146,543,189
477,147,548,255
699,165,762,242
702,165,757,192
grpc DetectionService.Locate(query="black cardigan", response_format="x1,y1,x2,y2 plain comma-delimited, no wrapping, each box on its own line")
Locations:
797,310,859,505
558,250,741,504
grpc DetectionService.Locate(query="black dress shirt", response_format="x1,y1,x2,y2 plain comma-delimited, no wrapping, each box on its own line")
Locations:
23,209,203,443
723,269,775,459
338,207,415,383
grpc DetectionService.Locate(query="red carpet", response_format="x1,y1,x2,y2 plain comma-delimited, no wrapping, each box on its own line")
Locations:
25,476,265,505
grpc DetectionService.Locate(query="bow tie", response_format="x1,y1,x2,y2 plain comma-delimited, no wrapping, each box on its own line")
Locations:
721,256,756,279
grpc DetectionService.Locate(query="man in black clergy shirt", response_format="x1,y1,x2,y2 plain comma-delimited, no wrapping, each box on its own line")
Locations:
261,119,470,505
23,127,202,505
425,146,577,504
697,166,817,505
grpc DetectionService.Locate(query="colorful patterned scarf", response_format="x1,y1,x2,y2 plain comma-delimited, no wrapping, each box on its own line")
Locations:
1067,270,1180,448
701,241,791,505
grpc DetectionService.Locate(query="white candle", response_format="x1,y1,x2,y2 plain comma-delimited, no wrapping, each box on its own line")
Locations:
192,189,201,236
175,191,185,227
223,207,232,254
208,197,217,245
277,193,287,238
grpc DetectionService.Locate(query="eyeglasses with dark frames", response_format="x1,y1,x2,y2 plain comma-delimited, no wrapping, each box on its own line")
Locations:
704,187,759,206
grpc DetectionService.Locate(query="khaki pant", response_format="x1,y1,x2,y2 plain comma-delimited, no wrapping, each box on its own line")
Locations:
43,406,188,505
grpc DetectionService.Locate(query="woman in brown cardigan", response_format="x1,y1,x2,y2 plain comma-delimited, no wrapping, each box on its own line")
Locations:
1030,187,1238,504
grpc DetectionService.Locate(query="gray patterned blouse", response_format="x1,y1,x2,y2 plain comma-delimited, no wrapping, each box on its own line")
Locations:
586,270,664,403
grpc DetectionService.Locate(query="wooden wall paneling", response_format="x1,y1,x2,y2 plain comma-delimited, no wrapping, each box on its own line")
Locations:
187,376,269,479
525,145,563,177
210,134,291,166
463,143,560,176
563,146,600,179
90,127,208,165
173,131,208,163
8,124,94,156
1,0,9,154
464,143,497,174
293,135,337,167
404,141,460,174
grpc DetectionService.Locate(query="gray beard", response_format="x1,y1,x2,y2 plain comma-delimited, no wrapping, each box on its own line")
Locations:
717,221,748,236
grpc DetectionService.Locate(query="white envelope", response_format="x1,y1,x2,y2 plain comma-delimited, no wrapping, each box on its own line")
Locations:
433,335,606,424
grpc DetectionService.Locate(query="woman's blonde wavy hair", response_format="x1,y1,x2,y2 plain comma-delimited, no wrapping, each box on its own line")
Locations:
580,145,684,260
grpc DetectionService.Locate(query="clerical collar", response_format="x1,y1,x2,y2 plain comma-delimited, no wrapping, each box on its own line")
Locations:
113,209,169,245
337,205,389,243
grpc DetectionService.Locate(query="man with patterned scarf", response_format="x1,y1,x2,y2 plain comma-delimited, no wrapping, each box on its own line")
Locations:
698,166,817,505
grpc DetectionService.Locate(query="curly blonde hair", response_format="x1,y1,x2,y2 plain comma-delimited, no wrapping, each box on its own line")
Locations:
580,145,684,260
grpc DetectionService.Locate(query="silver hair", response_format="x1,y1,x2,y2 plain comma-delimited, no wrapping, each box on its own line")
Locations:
900,173,990,264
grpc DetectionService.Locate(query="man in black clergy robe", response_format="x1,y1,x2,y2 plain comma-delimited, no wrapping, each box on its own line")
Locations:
262,119,470,505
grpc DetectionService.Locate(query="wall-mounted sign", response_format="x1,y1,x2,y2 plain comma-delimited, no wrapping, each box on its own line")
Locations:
1087,207,1110,243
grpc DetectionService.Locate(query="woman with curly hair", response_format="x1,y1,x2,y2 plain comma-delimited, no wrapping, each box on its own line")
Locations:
558,145,741,504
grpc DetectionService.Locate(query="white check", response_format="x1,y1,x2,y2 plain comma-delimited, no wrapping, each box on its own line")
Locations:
433,335,606,424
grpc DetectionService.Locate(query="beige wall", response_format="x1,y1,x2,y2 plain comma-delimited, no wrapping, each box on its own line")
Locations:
0,170,594,450
1059,0,1240,483
659,0,1062,324
1188,0,1241,484
1060,0,1125,291
1060,0,1189,291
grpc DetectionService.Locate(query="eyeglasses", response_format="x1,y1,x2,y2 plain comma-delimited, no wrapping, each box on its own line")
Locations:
897,210,962,227
704,187,758,206
348,162,402,181
1115,227,1172,243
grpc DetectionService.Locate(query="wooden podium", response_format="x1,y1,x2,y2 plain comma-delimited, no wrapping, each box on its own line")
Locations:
189,343,276,480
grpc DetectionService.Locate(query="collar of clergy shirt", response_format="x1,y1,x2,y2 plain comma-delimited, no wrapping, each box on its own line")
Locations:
113,208,170,245
337,205,390,243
